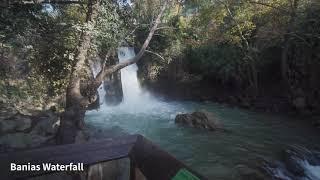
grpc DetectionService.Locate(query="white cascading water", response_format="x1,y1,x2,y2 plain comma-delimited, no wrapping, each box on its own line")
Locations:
91,46,163,113
88,46,170,114
117,47,142,105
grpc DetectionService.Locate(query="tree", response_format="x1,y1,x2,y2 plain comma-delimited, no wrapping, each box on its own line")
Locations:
56,0,169,144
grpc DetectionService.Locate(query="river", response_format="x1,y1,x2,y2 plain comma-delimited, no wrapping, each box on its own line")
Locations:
86,47,320,180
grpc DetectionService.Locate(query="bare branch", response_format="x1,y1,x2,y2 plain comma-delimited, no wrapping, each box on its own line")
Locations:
111,5,167,70
145,50,166,62
156,26,178,30
246,0,289,13
217,0,250,50
96,0,168,82
154,33,166,37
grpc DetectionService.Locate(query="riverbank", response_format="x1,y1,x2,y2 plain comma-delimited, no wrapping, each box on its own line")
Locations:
137,56,320,128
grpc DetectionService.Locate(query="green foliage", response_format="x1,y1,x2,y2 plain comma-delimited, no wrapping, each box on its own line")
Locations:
135,0,320,102
1,0,320,108
186,43,243,81
1,1,130,97
29,5,84,95
93,1,129,54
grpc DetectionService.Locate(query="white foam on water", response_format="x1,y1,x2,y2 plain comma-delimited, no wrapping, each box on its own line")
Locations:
265,148,320,180
299,159,320,180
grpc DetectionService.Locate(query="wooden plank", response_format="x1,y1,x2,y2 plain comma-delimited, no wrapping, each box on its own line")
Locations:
129,135,207,180
0,135,138,179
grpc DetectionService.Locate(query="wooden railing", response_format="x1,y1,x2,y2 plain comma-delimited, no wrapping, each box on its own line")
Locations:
0,134,207,180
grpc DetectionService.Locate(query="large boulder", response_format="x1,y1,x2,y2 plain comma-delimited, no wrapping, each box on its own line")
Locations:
175,111,223,131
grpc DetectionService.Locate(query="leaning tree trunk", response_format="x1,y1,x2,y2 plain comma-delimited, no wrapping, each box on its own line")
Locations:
56,0,100,144
56,0,168,144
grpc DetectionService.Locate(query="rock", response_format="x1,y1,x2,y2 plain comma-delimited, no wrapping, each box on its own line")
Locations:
0,133,49,149
0,114,32,134
0,105,17,121
284,154,305,176
31,111,59,136
175,110,223,131
15,115,32,131
282,146,319,177
175,114,193,126
0,120,16,133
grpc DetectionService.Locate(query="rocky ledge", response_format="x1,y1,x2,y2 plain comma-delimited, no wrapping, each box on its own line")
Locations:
0,104,60,152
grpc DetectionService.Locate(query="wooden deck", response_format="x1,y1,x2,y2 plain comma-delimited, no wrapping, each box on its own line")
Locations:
0,134,207,180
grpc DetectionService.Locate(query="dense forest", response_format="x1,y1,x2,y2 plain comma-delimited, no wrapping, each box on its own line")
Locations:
136,0,320,117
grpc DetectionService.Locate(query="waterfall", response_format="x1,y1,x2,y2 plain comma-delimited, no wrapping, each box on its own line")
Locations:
116,47,157,111
91,46,160,113
88,46,161,112
117,47,142,104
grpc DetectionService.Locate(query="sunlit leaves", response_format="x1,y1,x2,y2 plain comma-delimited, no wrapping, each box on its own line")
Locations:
93,1,127,53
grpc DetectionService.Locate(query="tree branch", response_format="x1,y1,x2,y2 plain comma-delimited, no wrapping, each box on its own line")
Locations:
246,0,289,13
156,26,178,30
93,0,168,87
145,50,166,62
